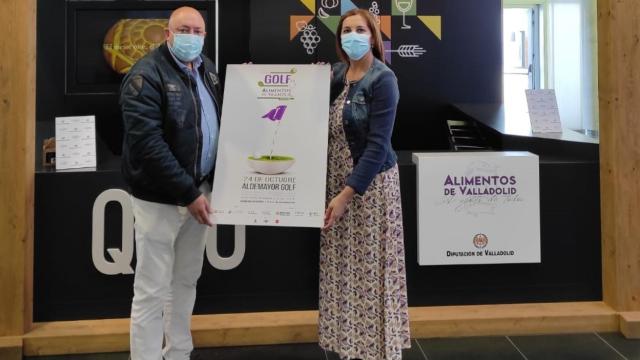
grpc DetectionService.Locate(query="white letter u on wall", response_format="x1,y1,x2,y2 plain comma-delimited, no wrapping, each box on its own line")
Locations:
205,225,246,270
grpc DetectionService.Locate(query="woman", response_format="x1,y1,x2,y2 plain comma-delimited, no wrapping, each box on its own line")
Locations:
319,8,410,360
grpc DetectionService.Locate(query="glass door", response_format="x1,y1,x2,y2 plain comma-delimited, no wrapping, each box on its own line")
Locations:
503,5,542,109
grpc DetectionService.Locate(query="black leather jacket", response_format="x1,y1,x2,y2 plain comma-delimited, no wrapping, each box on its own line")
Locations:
120,43,222,206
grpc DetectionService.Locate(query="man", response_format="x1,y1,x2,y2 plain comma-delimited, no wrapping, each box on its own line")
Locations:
120,6,221,360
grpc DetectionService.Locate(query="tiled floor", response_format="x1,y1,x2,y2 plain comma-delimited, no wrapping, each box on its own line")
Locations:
25,332,640,360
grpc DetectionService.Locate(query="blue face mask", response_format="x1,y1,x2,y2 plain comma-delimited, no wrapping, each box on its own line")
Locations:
170,32,204,62
341,32,371,61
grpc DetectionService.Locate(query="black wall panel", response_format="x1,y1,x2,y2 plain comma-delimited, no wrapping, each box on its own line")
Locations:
37,0,502,160
249,0,502,150
36,0,242,159
34,154,602,321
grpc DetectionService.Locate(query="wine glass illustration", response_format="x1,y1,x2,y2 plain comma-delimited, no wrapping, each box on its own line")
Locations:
395,0,414,29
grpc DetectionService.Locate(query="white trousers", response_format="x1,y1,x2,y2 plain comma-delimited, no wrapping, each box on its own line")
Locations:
129,185,210,360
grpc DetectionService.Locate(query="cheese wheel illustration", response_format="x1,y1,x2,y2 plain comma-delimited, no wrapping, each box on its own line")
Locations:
103,19,168,74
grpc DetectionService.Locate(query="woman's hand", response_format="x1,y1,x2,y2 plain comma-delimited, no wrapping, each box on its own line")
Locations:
323,186,356,229
312,62,332,80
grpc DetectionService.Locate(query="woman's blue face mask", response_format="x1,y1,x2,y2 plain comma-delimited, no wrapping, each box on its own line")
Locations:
341,32,371,61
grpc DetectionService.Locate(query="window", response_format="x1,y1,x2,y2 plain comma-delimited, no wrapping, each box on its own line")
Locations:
503,0,598,132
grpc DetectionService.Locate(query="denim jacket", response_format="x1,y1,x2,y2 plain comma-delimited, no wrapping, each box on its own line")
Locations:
330,58,399,195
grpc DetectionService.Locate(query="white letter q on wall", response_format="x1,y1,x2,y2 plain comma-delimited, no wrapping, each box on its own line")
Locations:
92,189,135,275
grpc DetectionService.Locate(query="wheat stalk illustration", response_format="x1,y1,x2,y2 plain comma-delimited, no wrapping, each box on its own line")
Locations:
386,45,427,58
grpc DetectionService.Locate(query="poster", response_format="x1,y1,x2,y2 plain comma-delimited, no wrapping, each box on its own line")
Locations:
55,115,97,170
526,89,563,133
413,152,541,265
211,64,330,227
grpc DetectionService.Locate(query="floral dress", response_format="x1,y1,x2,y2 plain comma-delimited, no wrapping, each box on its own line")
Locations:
319,82,411,360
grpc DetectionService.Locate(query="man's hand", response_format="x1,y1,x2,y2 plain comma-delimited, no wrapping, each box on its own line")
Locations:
187,194,213,226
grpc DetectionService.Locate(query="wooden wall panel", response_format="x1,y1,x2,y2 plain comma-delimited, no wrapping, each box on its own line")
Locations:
0,0,36,336
22,304,619,356
598,0,640,311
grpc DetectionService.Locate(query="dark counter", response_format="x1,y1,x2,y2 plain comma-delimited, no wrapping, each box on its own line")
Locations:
35,145,601,321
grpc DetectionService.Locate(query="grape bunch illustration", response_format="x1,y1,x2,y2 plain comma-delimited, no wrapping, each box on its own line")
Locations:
369,1,381,23
299,22,321,55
